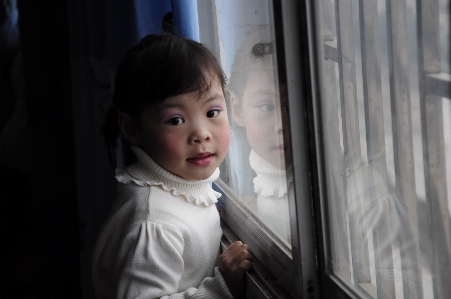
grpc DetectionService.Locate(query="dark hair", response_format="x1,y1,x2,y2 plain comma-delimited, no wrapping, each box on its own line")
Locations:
102,34,227,167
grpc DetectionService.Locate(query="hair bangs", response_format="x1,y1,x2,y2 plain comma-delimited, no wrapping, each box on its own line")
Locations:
152,41,226,103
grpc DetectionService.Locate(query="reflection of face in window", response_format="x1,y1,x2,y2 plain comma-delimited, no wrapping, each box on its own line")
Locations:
230,66,287,170
228,26,292,244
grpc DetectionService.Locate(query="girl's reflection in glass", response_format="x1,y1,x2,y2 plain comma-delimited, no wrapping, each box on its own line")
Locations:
228,25,292,245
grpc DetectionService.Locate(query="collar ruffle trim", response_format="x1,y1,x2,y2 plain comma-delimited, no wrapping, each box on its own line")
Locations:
249,150,288,198
115,146,221,206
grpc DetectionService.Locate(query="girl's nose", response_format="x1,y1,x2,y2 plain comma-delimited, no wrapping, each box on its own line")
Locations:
189,125,211,144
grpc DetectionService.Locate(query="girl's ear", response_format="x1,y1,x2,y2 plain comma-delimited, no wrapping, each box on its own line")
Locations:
118,111,141,145
230,95,245,127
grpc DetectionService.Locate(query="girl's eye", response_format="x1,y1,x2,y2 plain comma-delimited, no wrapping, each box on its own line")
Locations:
259,103,276,112
167,117,184,126
206,109,220,118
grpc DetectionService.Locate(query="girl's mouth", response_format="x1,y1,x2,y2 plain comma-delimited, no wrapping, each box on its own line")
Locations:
186,153,215,166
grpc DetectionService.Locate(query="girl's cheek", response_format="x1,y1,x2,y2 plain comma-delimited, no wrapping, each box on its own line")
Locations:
161,134,184,157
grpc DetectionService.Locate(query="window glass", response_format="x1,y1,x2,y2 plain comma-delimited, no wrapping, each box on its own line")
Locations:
316,0,451,298
199,0,292,248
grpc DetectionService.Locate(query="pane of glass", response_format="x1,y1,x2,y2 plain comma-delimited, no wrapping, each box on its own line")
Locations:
200,0,292,248
317,0,451,298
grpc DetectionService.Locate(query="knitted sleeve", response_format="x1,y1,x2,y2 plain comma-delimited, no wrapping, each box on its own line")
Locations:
94,221,233,299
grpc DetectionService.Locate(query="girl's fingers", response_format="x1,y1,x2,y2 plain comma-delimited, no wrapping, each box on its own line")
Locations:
238,259,253,271
221,242,251,262
220,241,253,273
227,241,245,251
228,241,251,256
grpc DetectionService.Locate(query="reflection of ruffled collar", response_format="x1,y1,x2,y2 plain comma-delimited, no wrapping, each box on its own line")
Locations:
249,150,288,198
114,146,221,206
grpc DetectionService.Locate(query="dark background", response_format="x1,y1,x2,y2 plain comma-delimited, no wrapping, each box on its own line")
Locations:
1,0,82,297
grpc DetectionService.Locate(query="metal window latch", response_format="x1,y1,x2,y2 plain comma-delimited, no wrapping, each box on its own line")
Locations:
252,43,273,56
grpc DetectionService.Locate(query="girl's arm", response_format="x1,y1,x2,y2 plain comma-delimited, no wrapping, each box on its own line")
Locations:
93,221,235,299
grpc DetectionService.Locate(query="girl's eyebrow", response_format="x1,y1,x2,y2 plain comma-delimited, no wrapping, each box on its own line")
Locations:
203,92,225,102
159,92,225,109
159,102,184,109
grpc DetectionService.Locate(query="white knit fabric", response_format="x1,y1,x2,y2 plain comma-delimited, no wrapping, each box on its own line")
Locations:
249,149,288,198
92,146,232,299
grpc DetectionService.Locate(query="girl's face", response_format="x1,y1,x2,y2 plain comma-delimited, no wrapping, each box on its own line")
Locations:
231,69,290,169
136,78,230,180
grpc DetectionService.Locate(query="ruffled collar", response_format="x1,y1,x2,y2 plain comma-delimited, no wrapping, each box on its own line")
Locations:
115,146,221,206
249,150,289,198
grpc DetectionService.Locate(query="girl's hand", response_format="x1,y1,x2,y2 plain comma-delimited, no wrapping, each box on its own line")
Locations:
219,241,253,299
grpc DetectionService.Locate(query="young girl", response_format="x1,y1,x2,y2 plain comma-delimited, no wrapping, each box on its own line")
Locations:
92,34,252,299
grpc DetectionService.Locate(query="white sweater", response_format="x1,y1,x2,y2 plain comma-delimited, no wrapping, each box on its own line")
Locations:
92,146,233,299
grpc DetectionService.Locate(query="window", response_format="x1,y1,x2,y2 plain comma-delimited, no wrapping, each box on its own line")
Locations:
199,0,451,298
199,0,317,298
315,0,451,298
